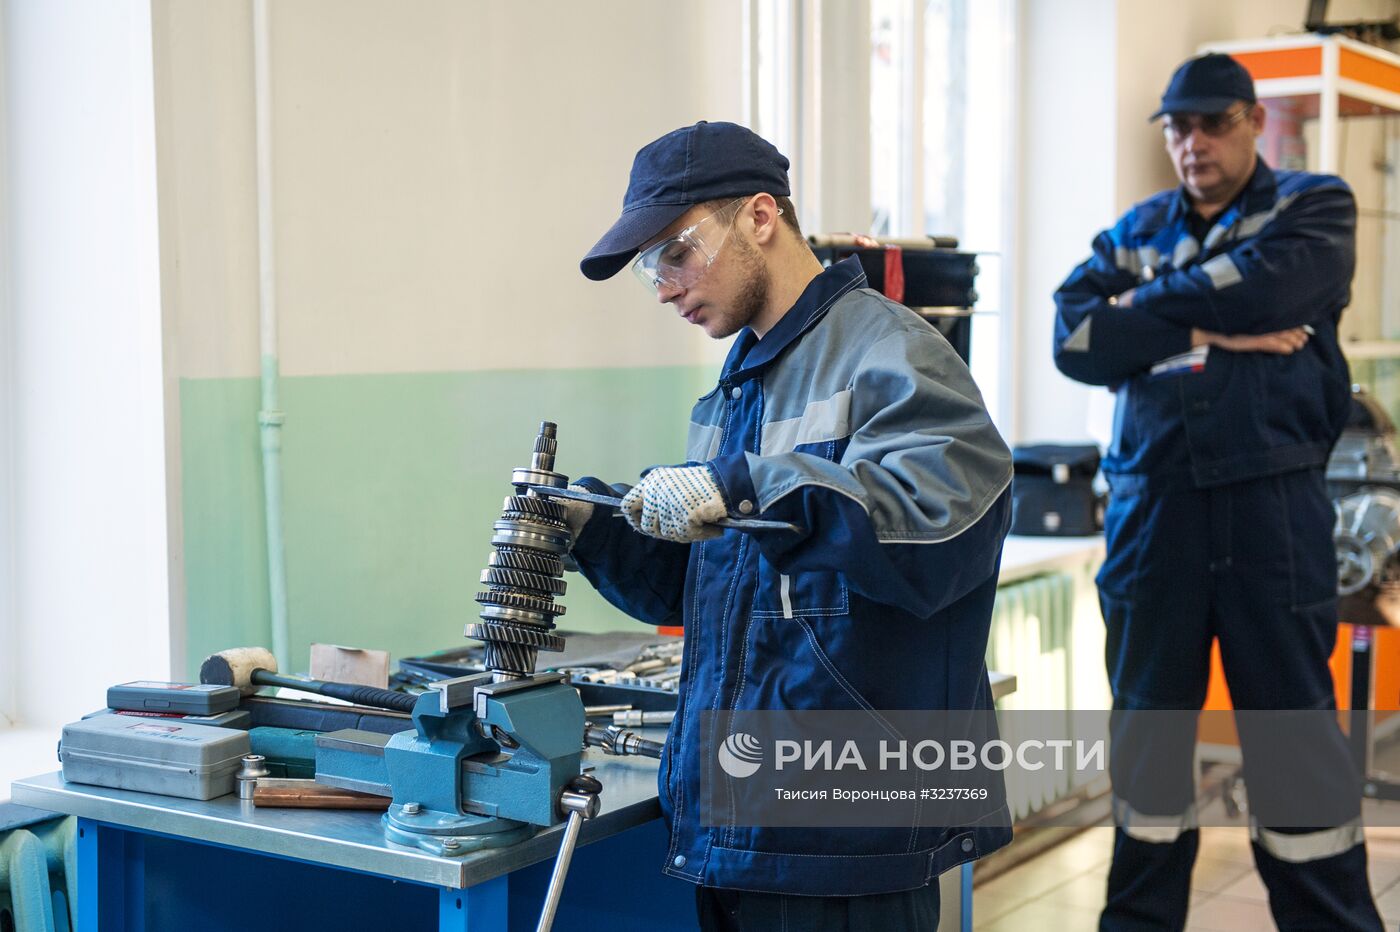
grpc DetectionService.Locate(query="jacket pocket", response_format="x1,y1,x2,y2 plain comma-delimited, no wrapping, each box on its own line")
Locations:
752,555,848,618
741,610,890,716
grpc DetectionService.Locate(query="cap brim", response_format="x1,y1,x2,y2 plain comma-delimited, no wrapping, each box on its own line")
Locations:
1148,94,1249,121
580,202,691,281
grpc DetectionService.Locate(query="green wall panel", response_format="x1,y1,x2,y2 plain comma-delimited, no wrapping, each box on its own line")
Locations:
180,365,715,677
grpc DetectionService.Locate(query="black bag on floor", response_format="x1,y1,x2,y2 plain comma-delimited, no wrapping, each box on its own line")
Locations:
1010,444,1104,536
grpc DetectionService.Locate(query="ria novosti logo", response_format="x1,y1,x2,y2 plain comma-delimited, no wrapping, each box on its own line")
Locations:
714,731,1106,777
717,732,764,778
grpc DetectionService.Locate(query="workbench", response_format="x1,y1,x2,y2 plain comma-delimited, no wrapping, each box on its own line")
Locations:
12,750,689,932
13,673,1015,931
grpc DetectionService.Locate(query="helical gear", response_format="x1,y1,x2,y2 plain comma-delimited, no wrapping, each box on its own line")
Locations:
467,421,572,678
474,589,564,617
500,495,568,523
480,566,567,596
489,547,565,577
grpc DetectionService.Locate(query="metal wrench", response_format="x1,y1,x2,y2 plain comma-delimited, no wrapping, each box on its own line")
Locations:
526,483,803,534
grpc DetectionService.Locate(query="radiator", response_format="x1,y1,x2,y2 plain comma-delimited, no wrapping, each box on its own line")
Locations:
987,565,1109,819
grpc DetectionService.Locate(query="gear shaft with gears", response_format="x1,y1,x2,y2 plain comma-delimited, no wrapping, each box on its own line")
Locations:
466,421,573,678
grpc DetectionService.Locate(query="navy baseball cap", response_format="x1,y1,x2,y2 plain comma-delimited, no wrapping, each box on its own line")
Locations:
580,121,791,281
1149,53,1257,120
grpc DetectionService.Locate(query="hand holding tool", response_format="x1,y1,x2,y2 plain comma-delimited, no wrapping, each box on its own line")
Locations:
620,465,728,542
528,484,802,535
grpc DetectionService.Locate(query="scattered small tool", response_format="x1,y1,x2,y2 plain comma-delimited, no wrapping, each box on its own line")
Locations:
584,723,664,759
236,754,270,800
613,709,675,727
583,704,633,716
199,647,419,715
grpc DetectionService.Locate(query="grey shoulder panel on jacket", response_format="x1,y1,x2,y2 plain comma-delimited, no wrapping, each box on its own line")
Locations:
822,287,951,345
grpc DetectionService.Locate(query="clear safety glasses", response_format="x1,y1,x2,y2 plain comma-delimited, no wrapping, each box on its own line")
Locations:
631,198,748,295
1161,105,1254,144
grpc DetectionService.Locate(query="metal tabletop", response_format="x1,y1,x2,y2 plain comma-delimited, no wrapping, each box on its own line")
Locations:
11,748,662,890
11,673,1016,894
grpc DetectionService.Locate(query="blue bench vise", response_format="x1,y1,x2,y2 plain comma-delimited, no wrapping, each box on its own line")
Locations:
316,669,584,855
315,421,590,857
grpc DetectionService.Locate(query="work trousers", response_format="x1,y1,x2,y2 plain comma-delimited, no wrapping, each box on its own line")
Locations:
1097,468,1383,931
695,882,940,931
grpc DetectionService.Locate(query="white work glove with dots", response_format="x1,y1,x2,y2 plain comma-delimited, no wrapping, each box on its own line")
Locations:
622,465,728,543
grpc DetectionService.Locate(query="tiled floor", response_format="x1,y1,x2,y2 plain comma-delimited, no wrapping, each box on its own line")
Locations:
973,820,1400,931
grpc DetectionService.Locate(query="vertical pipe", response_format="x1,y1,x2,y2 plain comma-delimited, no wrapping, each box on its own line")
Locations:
252,0,290,671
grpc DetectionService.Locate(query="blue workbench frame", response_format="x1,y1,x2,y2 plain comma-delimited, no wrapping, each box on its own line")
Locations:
73,815,695,932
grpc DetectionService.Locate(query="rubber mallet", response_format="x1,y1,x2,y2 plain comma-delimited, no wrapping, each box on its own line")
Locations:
199,646,419,714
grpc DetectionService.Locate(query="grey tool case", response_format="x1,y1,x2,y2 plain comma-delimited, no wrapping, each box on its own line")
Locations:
59,715,251,800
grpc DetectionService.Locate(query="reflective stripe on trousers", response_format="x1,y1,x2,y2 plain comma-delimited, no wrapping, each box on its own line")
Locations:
1252,818,1365,863
1113,793,1197,845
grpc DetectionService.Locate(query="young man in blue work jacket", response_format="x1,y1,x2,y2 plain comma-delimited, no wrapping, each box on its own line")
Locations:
1055,53,1383,930
567,120,1015,930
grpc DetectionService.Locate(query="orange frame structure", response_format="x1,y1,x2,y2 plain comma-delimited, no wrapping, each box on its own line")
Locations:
1201,34,1400,173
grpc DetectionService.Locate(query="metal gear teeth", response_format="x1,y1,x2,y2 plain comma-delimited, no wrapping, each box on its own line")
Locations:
501,495,567,522
480,567,567,596
493,516,567,535
470,422,572,676
475,589,564,617
483,642,537,676
465,621,565,651
489,547,564,577
500,510,568,531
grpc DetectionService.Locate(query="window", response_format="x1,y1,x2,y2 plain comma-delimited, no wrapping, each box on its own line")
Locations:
871,0,1015,422
746,0,1016,425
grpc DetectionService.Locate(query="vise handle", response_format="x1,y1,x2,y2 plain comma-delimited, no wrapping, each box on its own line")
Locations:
535,774,603,932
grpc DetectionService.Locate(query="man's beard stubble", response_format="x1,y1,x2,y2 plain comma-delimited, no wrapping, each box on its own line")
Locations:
710,234,771,340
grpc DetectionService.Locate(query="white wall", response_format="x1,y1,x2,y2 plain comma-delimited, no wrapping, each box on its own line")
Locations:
154,0,748,383
1011,0,1118,444
4,0,172,726
3,2,761,729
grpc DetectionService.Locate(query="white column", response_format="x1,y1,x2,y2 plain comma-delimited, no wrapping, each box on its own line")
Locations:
4,0,173,726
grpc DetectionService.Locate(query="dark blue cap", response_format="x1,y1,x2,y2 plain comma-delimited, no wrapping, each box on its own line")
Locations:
580,121,791,281
1149,53,1256,120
